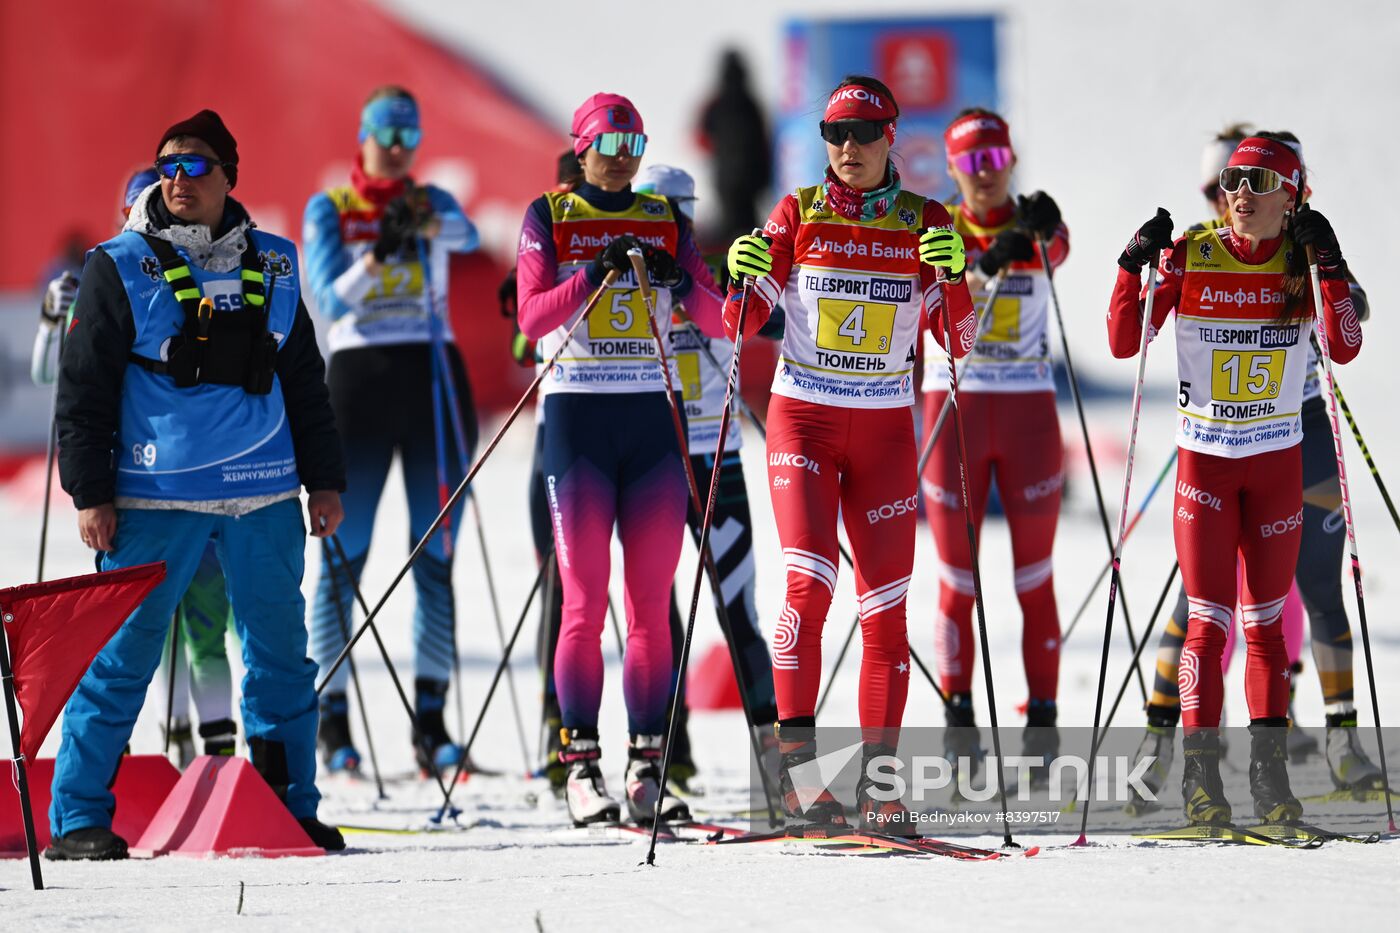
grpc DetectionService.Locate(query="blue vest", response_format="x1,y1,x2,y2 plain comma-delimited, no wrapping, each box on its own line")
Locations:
102,229,302,502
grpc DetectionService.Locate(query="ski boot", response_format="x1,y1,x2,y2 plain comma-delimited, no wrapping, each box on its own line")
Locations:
251,737,345,851
775,721,847,831
1181,729,1231,825
944,693,985,801
560,728,621,826
1286,689,1319,762
1124,704,1177,816
163,718,196,770
625,734,690,825
199,718,237,757
1022,699,1060,790
1249,718,1303,823
855,742,917,836
45,826,128,861
1325,711,1386,791
413,679,475,778
317,693,362,774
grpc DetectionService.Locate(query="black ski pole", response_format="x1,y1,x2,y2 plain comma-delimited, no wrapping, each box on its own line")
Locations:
1075,249,1161,846
325,534,459,818
627,251,779,833
1313,336,1400,536
813,538,951,716
436,552,550,821
1063,560,1179,811
1100,563,1178,737
645,259,772,866
607,593,626,660
915,271,1003,478
0,616,44,889
468,492,532,775
321,538,386,800
36,322,66,583
813,609,859,719
1061,449,1177,644
1306,248,1394,831
932,241,1016,849
163,613,180,756
1039,236,1148,703
315,270,621,695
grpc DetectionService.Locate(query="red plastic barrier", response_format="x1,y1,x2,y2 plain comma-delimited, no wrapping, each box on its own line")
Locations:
130,756,322,859
1,754,179,857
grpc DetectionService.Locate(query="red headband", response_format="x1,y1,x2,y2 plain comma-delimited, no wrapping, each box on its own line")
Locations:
943,112,1011,157
1227,136,1302,196
823,85,898,144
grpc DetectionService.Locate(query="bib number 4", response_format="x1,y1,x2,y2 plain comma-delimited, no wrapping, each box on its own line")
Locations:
816,298,895,355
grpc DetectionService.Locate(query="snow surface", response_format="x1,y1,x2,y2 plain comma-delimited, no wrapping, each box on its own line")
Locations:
5,1,1400,924
2,403,1398,926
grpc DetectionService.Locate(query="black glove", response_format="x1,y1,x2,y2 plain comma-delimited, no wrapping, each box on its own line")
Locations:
373,196,418,262
1016,191,1061,241
642,244,684,289
590,234,645,279
497,267,518,318
976,230,1036,277
1290,205,1343,270
1118,207,1174,273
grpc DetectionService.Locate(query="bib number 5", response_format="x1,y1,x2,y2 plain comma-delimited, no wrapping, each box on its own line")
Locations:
589,289,652,339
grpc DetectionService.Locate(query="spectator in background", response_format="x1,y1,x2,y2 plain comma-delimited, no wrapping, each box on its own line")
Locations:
697,50,772,244
302,85,481,779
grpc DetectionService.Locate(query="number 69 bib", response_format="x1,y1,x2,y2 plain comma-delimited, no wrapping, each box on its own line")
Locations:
1174,227,1310,458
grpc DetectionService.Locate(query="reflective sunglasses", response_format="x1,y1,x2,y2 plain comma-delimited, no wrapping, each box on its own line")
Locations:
950,146,1013,175
368,125,423,149
819,119,888,146
154,154,230,179
1219,165,1287,196
592,132,647,157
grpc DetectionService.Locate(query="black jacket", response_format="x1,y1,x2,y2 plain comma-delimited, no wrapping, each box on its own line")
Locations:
56,217,345,509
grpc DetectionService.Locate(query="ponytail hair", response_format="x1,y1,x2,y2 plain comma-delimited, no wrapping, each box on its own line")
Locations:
1256,130,1310,322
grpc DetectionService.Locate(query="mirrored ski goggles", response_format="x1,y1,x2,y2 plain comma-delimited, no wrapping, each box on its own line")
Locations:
590,132,647,157
950,146,1013,175
1219,165,1289,196
154,154,232,179
819,119,889,146
366,125,423,149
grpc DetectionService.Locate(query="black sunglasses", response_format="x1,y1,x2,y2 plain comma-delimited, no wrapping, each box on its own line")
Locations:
819,119,887,146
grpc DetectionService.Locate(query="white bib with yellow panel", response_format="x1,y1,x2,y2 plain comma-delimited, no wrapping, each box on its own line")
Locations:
537,191,680,397
1174,227,1310,458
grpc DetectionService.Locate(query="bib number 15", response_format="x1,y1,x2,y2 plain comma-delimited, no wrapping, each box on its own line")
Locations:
1211,349,1284,402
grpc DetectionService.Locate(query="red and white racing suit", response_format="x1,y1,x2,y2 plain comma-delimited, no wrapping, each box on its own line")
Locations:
1107,226,1360,730
921,201,1069,702
724,185,975,741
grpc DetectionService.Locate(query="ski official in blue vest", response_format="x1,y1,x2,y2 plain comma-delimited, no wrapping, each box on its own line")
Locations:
50,110,347,860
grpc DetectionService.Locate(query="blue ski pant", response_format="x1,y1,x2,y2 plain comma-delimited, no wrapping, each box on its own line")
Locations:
50,498,319,835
